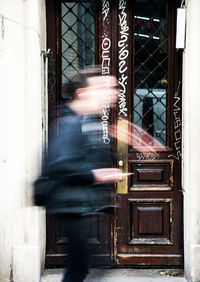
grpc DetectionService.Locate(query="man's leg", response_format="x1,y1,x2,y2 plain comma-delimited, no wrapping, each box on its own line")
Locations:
62,215,90,282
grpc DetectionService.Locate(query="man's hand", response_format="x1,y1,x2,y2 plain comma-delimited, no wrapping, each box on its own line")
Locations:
92,168,126,184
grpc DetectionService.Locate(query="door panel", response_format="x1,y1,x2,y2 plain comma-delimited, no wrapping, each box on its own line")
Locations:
114,0,183,266
46,214,112,266
130,160,173,191
46,0,183,267
46,0,112,267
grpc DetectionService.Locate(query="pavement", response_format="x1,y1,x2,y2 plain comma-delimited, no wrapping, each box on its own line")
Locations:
41,268,187,282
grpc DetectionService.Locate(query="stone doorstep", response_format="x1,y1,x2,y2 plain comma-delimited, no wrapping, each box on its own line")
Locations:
41,268,187,282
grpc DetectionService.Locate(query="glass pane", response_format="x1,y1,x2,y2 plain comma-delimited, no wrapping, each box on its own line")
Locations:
133,0,168,145
61,1,96,84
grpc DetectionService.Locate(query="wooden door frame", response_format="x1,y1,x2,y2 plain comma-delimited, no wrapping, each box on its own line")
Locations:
45,0,183,267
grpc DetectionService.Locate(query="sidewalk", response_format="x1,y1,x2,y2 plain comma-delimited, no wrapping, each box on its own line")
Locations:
41,268,187,282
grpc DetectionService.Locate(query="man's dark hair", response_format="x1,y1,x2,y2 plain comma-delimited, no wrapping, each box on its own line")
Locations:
62,66,102,102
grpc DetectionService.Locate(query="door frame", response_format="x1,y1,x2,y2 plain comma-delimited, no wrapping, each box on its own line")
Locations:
45,0,183,267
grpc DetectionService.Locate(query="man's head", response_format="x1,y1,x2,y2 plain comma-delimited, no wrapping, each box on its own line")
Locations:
62,66,119,114
62,66,102,102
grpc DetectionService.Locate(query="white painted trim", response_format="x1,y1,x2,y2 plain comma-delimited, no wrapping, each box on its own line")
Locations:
183,0,200,281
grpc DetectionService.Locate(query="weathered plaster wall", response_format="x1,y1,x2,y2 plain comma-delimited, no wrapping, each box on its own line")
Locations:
0,0,46,281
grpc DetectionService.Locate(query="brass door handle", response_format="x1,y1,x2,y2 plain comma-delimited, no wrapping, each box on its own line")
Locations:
117,120,128,194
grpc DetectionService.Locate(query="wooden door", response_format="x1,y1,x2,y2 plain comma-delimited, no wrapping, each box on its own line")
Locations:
112,0,183,266
46,0,113,267
46,0,183,267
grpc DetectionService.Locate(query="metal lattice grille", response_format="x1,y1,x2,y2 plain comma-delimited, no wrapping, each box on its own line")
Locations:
133,0,168,145
61,1,96,84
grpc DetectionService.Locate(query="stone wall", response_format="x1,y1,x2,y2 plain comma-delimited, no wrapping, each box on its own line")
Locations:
0,0,46,281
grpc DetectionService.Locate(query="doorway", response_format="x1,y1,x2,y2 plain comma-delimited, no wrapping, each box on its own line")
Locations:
46,0,183,267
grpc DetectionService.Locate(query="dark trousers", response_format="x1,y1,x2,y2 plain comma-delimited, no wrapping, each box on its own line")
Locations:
61,215,90,282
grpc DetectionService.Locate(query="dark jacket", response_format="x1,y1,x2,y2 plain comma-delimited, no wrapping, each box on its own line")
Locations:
43,105,114,215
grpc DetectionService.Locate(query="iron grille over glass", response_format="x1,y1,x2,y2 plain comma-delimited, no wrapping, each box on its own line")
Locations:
61,1,96,84
133,0,168,145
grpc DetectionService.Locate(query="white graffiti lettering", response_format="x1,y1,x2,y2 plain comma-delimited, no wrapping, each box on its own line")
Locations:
136,152,158,161
102,37,111,50
102,0,110,20
101,0,111,144
119,60,127,73
118,0,129,117
168,92,182,161
118,74,128,116
101,93,111,144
